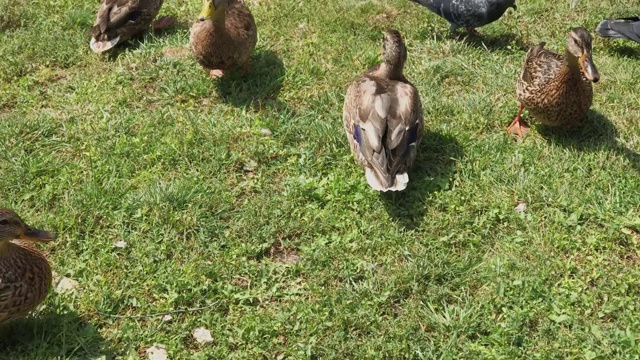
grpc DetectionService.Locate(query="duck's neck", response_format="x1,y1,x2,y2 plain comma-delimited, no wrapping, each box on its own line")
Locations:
564,51,583,80
373,61,405,81
211,7,227,30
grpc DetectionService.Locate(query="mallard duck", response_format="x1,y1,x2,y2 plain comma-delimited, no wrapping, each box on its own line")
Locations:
597,17,640,44
89,0,175,53
410,0,516,36
343,30,424,192
507,27,600,137
189,0,258,79
0,208,55,324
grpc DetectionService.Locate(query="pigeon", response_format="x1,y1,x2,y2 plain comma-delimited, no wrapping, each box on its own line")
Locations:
596,17,640,44
410,0,517,35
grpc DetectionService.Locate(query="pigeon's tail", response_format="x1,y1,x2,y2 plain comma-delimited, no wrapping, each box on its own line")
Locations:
596,17,640,43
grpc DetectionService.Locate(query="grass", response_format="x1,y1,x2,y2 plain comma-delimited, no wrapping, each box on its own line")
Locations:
1,0,639,358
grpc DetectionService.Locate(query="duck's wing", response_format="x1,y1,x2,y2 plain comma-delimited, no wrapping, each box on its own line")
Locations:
520,42,564,87
344,76,424,191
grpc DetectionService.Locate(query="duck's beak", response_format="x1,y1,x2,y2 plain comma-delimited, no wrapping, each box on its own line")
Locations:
198,1,213,21
19,227,56,242
580,52,599,83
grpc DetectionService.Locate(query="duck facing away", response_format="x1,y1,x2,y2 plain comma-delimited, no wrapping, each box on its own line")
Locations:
89,0,174,53
343,30,424,192
0,209,55,325
190,0,258,79
410,0,516,36
597,17,640,44
508,27,600,138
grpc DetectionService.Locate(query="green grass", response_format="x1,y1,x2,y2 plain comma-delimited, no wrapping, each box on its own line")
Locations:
1,0,639,358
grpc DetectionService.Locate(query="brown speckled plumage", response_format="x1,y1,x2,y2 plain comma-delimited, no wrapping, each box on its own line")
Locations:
343,30,424,192
190,0,257,71
515,27,599,127
90,0,164,53
0,209,55,325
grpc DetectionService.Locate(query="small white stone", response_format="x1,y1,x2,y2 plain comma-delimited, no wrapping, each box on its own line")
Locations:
163,314,173,322
192,327,214,344
114,240,127,248
55,277,79,294
243,159,258,172
514,201,527,213
146,344,168,360
260,128,272,136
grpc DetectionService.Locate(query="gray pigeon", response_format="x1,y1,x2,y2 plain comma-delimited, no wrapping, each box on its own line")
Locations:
410,0,517,35
596,17,640,44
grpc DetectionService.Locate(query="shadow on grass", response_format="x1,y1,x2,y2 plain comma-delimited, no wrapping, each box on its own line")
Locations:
102,16,189,60
0,311,114,359
462,32,529,52
215,50,285,109
381,131,464,229
603,43,640,59
418,29,528,52
537,109,640,172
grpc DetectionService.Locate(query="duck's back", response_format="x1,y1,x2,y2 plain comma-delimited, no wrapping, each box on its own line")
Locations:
343,74,424,191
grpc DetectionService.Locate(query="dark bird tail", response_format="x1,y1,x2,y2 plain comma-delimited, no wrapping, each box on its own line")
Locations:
596,17,640,43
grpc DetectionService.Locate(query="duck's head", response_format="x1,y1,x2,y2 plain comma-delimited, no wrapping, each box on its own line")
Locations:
381,29,407,66
0,208,56,243
566,27,599,83
198,0,228,22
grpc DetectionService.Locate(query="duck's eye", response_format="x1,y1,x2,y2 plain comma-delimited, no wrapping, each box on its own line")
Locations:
0,219,9,225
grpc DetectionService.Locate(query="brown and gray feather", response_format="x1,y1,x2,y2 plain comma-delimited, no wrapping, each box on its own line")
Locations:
190,0,257,71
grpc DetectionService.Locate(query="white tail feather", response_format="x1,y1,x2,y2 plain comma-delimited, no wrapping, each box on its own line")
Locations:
365,168,409,192
90,36,121,53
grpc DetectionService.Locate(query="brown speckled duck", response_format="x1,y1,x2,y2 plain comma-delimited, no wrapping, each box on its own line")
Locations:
190,0,257,79
343,30,424,192
508,27,600,138
0,209,55,325
89,0,174,53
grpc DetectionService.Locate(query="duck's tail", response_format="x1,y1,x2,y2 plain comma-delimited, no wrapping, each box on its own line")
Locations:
596,17,640,43
365,168,409,192
90,35,120,53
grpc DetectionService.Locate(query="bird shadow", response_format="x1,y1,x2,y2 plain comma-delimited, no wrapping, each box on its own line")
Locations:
0,310,114,359
537,109,640,173
604,43,640,59
418,29,528,52
101,16,189,61
381,131,464,230
461,32,529,52
214,49,286,109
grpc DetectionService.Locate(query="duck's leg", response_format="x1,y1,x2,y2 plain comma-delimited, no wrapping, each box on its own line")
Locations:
507,103,530,138
241,60,250,74
209,69,225,79
153,16,176,31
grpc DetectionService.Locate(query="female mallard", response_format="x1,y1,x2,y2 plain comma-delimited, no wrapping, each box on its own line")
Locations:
0,208,55,324
190,0,258,79
343,30,424,192
89,0,174,53
508,27,600,137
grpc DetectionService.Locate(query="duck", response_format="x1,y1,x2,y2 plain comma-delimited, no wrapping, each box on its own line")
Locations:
343,30,424,192
190,0,258,79
0,208,55,325
89,0,175,53
597,17,640,44
507,27,600,138
409,0,516,36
